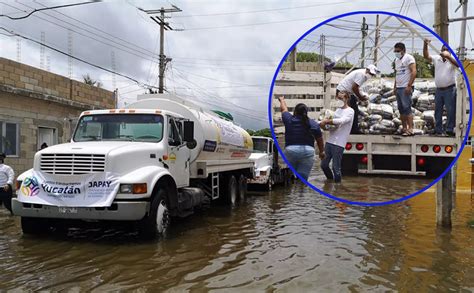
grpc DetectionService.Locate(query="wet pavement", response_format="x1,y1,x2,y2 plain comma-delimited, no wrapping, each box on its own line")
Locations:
0,181,473,291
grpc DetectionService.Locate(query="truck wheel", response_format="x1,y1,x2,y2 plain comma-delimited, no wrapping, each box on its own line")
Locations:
238,174,247,202
222,175,238,206
139,188,170,239
21,217,50,234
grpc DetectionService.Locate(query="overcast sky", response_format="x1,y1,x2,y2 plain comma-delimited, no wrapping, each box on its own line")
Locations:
0,0,472,129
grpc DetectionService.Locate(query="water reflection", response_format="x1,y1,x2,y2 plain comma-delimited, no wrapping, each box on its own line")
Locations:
0,183,472,291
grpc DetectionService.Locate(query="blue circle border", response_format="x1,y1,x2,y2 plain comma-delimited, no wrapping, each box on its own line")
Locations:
268,10,473,206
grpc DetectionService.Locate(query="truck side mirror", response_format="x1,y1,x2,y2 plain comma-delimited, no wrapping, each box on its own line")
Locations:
183,121,196,149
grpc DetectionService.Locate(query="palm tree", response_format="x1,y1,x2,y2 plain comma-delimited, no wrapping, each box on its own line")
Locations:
82,74,102,88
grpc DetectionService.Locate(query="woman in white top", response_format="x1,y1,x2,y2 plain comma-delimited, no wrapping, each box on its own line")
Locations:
319,91,355,183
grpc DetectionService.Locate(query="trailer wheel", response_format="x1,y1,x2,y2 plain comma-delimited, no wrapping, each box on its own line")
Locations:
21,217,50,234
238,174,247,202
139,188,170,239
222,175,238,206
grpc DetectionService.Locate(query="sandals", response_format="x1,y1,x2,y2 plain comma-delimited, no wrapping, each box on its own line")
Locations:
402,130,415,136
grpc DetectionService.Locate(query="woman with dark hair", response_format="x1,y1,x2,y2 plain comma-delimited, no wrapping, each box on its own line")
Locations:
277,96,325,181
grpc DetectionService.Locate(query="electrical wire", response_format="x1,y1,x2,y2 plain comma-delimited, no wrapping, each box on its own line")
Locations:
0,1,100,20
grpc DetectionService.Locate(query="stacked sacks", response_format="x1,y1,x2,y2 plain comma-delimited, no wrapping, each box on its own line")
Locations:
355,79,441,135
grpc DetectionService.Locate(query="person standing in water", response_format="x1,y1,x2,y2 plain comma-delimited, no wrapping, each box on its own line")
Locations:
277,96,325,181
319,91,355,183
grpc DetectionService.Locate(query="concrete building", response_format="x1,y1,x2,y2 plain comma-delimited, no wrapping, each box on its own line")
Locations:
0,58,115,175
272,70,345,135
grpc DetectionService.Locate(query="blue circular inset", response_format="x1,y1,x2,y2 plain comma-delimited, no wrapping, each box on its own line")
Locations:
268,10,473,206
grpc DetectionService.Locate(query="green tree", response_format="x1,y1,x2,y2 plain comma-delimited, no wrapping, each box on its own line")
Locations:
247,128,272,137
413,53,434,78
83,74,103,88
296,52,331,63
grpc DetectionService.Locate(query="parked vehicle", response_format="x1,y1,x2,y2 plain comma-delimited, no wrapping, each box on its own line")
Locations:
248,136,292,190
12,94,255,237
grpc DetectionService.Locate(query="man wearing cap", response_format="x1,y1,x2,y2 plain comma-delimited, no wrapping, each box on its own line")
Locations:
423,39,459,136
0,153,14,214
336,64,379,134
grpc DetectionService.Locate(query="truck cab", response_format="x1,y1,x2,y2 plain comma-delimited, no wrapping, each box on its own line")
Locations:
248,136,291,190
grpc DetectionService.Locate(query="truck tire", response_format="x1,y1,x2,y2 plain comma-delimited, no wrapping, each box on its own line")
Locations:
138,188,170,239
21,217,50,234
222,175,238,206
238,174,247,202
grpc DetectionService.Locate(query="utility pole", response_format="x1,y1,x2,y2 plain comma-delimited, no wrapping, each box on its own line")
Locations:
434,0,453,228
360,17,368,68
374,15,380,66
434,0,449,42
141,5,182,93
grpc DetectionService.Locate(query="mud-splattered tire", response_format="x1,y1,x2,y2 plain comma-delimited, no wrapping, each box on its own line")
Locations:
222,175,238,206
138,188,170,239
238,175,247,202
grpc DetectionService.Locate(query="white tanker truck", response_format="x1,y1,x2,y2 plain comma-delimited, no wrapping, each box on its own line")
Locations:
12,94,255,237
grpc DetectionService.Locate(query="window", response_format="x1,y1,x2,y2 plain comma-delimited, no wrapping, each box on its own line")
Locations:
316,95,323,100
73,114,164,142
316,107,323,112
168,118,183,146
0,121,19,156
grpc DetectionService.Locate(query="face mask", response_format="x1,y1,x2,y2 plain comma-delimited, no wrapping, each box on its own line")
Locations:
394,52,402,59
335,99,345,108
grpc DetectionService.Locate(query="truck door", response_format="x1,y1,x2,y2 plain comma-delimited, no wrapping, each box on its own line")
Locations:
167,117,190,187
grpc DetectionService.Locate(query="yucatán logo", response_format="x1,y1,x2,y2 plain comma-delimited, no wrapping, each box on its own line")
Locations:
41,183,81,195
21,177,40,196
88,181,112,188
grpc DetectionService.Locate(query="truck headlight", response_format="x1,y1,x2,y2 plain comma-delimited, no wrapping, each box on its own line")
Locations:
120,183,147,194
260,171,267,176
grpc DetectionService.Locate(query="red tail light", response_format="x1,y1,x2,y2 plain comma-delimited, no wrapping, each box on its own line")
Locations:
361,156,368,164
433,145,441,153
345,143,352,150
445,145,453,153
421,145,429,152
356,143,364,150
417,157,426,166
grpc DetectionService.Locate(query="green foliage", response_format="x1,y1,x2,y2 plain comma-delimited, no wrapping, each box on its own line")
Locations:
246,128,272,137
413,53,434,78
83,74,103,88
335,60,353,68
296,52,331,63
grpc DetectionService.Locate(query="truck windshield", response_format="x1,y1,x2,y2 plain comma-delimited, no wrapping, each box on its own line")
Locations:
252,138,269,153
73,114,164,142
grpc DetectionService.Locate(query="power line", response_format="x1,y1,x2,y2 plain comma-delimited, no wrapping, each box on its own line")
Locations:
171,1,350,18
0,26,160,90
0,1,100,20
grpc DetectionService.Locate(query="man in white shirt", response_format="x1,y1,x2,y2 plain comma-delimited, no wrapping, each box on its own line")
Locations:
336,64,379,134
423,39,459,136
0,152,14,214
393,42,417,136
319,91,355,183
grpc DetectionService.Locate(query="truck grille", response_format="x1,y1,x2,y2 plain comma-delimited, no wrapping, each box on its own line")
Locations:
40,154,106,175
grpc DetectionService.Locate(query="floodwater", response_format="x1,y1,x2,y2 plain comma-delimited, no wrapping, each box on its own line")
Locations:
1,182,473,291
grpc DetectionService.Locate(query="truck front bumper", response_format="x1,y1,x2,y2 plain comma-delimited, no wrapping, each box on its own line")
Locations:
12,199,149,221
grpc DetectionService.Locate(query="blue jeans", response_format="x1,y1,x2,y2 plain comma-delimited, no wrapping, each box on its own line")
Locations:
435,85,456,133
396,87,413,115
284,145,315,180
321,143,345,183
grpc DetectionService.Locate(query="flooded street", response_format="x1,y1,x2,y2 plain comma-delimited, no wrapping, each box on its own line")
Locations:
0,182,473,291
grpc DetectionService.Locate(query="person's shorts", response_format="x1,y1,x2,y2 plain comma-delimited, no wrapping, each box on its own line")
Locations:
396,87,413,115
